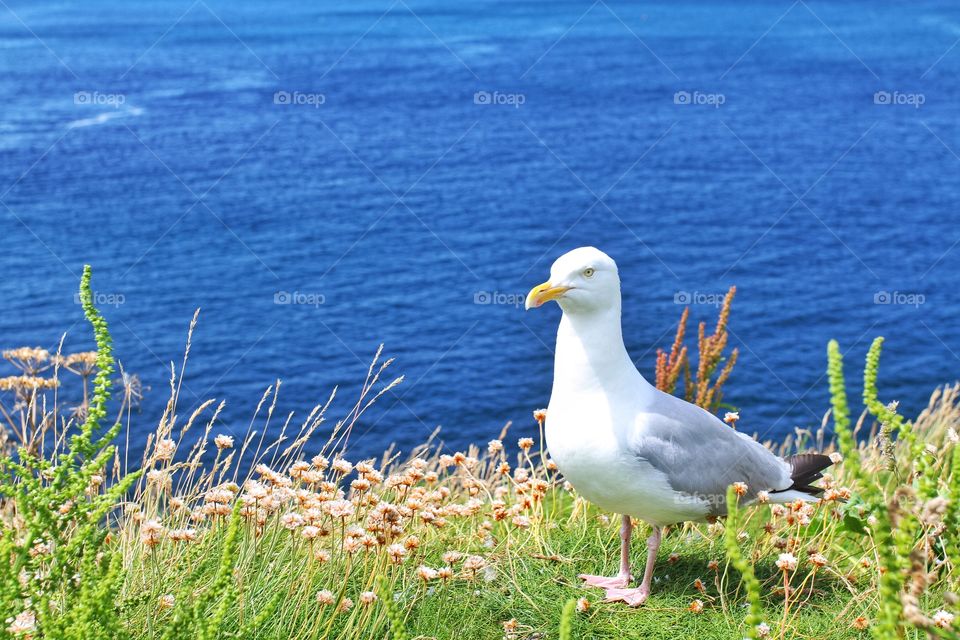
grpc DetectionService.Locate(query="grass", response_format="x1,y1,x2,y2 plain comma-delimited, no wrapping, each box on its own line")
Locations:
0,267,958,639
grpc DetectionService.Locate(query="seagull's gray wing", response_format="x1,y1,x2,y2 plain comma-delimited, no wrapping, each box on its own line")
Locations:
626,389,792,515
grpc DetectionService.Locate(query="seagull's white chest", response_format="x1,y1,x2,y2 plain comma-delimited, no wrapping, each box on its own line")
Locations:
546,391,708,526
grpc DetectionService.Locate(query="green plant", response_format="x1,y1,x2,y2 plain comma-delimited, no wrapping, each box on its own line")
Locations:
723,485,764,640
0,265,140,639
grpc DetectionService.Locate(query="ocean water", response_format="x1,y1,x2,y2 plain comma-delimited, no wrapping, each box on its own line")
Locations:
1,0,958,461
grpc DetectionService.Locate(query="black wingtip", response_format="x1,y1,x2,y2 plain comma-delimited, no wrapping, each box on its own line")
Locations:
778,453,833,496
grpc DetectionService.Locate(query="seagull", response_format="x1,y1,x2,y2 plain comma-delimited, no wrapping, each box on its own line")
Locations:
524,247,831,606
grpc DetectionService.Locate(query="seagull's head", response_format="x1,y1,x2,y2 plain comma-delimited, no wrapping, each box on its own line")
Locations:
525,246,620,314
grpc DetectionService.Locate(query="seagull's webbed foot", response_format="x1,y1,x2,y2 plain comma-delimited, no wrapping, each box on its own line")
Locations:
603,585,650,607
578,573,632,589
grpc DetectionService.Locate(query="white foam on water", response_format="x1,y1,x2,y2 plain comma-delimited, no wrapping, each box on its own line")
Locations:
66,106,144,129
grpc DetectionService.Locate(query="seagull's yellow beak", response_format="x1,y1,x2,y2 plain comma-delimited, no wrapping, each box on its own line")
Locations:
525,281,570,310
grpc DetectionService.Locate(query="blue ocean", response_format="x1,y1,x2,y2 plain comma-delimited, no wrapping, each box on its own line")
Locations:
1,0,958,460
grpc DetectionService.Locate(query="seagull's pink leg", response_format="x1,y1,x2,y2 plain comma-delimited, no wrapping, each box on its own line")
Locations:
604,525,661,607
579,515,634,589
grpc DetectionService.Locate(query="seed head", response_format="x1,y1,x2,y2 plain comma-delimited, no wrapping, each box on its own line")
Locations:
933,610,954,629
776,552,797,572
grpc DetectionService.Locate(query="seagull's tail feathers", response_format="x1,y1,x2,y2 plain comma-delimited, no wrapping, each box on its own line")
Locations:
771,453,834,499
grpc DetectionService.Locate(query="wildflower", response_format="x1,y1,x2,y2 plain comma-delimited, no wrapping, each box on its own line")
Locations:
387,543,407,564
324,499,355,519
545,459,558,471
316,590,335,605
776,552,797,572
443,550,463,564
147,469,170,487
155,438,177,461
351,478,371,492
417,566,438,581
809,553,827,568
245,481,269,501
921,497,949,525
453,452,467,466
933,610,954,629
503,619,518,632
512,515,531,528
281,512,304,530
829,451,843,464
689,599,704,613
168,528,197,543
518,437,534,451
339,597,354,612
533,408,547,423
756,622,771,637
463,555,486,575
141,520,166,547
302,526,321,540
723,411,739,425
404,536,421,551
486,439,504,455
438,566,454,580
756,490,770,503
331,458,353,475
852,616,869,630
707,560,719,571
576,597,590,613
737,531,749,542
214,434,234,450
0,375,58,392
311,454,329,470
359,591,377,606
314,549,331,563
693,578,706,594
732,481,748,497
707,521,724,537
158,594,175,609
7,610,35,634
668,552,680,564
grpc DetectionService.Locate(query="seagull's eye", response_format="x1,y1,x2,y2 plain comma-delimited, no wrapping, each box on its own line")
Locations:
583,267,596,278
